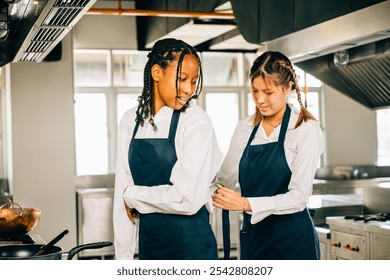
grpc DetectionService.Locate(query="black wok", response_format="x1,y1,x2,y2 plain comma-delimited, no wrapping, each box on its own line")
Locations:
0,241,113,260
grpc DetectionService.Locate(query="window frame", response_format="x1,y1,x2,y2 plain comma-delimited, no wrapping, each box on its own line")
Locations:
73,49,325,175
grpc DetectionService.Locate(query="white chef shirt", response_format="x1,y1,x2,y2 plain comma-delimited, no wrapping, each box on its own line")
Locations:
113,100,223,259
215,103,324,225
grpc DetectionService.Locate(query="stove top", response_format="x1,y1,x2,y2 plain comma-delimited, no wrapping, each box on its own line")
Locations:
0,234,35,246
326,214,390,236
344,213,390,223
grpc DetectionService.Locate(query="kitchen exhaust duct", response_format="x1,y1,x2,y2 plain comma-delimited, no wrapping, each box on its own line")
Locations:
0,0,97,66
296,38,390,109
260,1,390,109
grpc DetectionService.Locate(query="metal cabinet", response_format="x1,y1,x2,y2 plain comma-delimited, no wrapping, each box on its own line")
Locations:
369,233,390,260
316,227,330,260
76,188,115,259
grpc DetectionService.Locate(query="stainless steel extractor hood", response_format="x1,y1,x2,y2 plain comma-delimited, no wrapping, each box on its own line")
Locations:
264,1,390,109
265,1,390,63
0,0,97,66
296,39,390,109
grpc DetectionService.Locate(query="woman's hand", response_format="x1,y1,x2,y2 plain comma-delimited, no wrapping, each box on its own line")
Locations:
212,186,251,212
124,202,139,224
123,186,139,224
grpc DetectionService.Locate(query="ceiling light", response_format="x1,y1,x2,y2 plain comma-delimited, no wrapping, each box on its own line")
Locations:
333,50,349,67
145,20,236,48
210,33,263,51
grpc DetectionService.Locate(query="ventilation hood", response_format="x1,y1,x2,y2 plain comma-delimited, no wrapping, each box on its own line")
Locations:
0,0,97,67
227,0,390,109
297,39,390,109
263,1,390,109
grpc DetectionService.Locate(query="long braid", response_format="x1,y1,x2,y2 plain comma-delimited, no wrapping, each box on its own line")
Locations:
135,59,154,126
287,65,317,128
135,38,203,130
249,51,317,128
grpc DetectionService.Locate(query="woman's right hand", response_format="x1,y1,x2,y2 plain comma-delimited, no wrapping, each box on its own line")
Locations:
124,202,139,224
213,186,251,212
123,186,139,223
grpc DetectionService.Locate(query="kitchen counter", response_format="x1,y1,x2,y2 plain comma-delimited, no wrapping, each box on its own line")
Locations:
308,194,364,225
309,194,363,208
366,221,390,236
313,177,390,195
326,215,390,259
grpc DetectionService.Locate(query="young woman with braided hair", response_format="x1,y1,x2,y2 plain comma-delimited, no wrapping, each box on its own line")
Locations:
113,38,222,260
212,51,324,260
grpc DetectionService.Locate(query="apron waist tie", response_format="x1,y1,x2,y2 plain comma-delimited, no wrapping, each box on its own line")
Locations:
222,209,230,260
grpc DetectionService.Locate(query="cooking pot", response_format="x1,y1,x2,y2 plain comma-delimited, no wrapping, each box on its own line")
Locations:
0,241,113,260
0,199,41,237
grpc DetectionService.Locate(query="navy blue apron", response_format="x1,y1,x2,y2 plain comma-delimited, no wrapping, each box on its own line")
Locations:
128,109,218,260
237,105,320,260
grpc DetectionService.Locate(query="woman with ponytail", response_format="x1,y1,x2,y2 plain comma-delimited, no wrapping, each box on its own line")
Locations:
113,38,222,260
212,51,324,260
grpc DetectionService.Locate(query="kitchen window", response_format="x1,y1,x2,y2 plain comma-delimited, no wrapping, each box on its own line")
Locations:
74,50,111,87
112,50,148,87
377,109,390,166
74,50,147,175
202,52,240,87
74,93,108,175
205,92,240,155
73,50,323,175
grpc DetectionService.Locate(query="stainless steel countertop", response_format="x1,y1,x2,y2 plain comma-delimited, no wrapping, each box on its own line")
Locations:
326,216,371,231
366,221,390,236
326,216,390,236
309,194,363,208
315,226,330,240
313,177,390,187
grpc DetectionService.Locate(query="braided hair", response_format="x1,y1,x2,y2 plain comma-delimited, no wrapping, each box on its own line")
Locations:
249,51,317,128
135,38,203,130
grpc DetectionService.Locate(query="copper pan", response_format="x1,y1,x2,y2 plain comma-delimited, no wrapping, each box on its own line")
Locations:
0,197,41,237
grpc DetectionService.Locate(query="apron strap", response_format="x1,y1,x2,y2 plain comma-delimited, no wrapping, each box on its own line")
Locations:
132,121,141,139
245,103,290,147
222,209,230,260
278,104,291,145
246,124,259,146
168,110,181,142
132,110,181,140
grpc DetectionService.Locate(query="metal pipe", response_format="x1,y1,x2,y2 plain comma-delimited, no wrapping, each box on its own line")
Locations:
86,8,235,20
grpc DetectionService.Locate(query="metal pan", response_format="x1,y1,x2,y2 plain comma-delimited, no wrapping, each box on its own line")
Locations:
0,241,113,260
0,199,41,238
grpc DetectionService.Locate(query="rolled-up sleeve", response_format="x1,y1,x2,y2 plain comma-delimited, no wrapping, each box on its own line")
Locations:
113,116,137,260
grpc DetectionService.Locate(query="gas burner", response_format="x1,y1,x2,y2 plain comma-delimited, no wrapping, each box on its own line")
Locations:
0,234,34,244
344,213,390,223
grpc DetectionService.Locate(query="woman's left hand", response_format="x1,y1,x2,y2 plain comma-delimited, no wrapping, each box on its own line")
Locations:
212,186,249,211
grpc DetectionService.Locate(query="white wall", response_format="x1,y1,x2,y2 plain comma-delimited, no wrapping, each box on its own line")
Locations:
9,35,77,250
322,84,377,166
6,14,138,250
73,15,137,49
